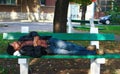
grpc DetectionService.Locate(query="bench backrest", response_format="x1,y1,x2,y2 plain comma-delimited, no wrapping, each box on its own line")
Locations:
3,32,115,41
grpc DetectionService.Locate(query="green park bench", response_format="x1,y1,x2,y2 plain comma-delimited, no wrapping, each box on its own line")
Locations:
1,32,119,74
71,19,99,24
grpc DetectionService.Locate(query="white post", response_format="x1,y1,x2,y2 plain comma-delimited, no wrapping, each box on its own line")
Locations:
21,26,29,33
89,18,105,74
90,18,95,27
18,26,29,74
18,59,29,74
90,27,100,74
67,3,72,33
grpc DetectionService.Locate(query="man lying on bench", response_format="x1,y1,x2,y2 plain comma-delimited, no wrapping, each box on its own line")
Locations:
6,31,104,57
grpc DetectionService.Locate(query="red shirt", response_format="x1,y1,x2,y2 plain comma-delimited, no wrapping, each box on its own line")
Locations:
21,39,48,48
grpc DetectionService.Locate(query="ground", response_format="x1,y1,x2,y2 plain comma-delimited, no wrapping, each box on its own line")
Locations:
1,58,120,74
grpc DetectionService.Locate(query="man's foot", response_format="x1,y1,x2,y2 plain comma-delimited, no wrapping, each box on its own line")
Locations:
96,49,105,55
86,45,96,51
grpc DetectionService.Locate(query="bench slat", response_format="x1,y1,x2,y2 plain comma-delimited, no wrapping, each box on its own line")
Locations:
0,54,120,59
71,20,99,24
41,54,120,59
3,33,115,41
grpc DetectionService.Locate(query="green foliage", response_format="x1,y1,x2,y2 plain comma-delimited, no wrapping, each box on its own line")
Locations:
105,0,120,24
106,11,120,24
0,65,8,74
69,0,92,5
112,0,120,12
110,13,120,24
0,34,14,54
104,0,120,13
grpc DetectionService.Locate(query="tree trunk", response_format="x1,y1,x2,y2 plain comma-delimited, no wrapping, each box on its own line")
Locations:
53,0,69,33
81,5,87,20
81,5,87,25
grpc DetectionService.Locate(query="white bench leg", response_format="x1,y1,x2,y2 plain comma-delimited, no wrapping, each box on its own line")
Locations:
18,58,29,74
90,59,100,74
19,26,29,74
90,40,101,74
90,27,101,74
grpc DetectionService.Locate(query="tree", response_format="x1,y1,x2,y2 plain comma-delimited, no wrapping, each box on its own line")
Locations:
53,0,92,33
81,5,87,20
53,0,69,33
112,0,120,12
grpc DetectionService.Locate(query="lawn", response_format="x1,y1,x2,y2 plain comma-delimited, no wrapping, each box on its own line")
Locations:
73,25,120,35
0,34,14,54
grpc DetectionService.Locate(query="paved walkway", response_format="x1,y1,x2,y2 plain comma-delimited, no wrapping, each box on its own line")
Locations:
115,35,120,41
0,22,53,33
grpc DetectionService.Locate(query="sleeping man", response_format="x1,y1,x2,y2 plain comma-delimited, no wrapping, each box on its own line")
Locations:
7,31,103,57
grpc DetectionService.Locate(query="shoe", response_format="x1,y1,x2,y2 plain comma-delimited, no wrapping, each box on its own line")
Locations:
86,45,96,51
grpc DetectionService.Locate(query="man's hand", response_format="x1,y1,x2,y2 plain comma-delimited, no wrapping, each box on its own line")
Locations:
33,36,39,46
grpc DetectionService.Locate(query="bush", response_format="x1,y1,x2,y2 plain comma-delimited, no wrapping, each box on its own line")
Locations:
105,11,120,24
110,13,120,24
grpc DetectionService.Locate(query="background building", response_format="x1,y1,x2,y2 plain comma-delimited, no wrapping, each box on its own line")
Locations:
95,0,120,18
0,0,119,21
97,0,112,12
0,0,55,21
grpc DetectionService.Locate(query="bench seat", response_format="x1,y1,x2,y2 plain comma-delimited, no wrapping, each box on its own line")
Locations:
0,54,120,59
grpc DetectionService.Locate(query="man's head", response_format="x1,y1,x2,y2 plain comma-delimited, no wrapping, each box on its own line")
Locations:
7,41,21,55
7,44,15,55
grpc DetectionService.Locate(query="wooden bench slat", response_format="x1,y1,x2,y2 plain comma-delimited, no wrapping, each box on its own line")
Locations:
71,20,99,24
0,54,120,59
3,33,115,41
51,33,115,41
41,54,120,59
0,54,30,58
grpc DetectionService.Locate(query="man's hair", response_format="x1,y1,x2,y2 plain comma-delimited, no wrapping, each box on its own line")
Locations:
6,44,15,55
29,31,39,37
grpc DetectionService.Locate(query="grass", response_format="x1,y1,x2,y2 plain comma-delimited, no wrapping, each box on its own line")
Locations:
0,34,14,54
73,25,120,35
99,25,120,35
